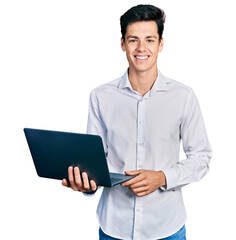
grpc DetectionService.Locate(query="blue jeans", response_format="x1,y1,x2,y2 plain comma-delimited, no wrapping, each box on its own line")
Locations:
99,225,186,240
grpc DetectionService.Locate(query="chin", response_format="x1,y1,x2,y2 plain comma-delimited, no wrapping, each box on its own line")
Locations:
133,65,153,73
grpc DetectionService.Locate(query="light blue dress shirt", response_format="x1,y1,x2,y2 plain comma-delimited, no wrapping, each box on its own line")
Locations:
86,69,212,240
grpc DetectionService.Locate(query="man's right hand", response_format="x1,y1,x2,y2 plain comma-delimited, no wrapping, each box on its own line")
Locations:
62,166,97,193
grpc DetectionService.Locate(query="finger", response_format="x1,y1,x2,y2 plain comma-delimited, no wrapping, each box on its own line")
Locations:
74,167,82,189
68,166,78,191
68,166,74,184
125,169,143,176
136,191,149,197
82,172,90,191
129,180,147,189
90,180,97,191
62,178,69,187
130,186,148,194
121,174,143,187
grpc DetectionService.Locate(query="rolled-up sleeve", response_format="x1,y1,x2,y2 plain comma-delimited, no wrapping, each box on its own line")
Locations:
162,89,212,191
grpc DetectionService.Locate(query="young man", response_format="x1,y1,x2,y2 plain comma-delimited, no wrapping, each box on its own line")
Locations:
62,5,212,240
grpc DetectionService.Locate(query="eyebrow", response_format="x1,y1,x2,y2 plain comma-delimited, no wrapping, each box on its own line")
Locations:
146,35,157,39
127,35,157,39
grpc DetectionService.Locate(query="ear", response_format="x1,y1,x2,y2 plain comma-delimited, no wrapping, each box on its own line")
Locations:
121,38,126,52
158,38,164,52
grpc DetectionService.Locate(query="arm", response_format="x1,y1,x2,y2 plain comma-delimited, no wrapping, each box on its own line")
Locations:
161,89,212,191
122,89,212,196
62,90,106,194
87,90,108,154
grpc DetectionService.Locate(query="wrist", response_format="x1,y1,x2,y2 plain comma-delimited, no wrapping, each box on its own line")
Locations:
159,171,167,187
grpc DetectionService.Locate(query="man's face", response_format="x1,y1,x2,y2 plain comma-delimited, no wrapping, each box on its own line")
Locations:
121,21,163,74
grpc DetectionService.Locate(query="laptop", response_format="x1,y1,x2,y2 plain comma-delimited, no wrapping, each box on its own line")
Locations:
24,128,136,187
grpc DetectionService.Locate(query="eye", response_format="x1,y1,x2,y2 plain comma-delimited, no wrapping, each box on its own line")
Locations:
147,39,155,43
129,39,137,43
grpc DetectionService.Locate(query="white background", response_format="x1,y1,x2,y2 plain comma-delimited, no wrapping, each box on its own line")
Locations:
1,0,235,239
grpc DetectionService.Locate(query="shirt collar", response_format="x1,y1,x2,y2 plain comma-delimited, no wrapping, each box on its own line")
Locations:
119,68,168,93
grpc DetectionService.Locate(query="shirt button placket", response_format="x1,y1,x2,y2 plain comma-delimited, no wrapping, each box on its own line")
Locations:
137,98,145,169
133,97,145,240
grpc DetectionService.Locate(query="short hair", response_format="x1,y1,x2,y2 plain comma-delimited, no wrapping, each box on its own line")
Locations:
120,4,166,42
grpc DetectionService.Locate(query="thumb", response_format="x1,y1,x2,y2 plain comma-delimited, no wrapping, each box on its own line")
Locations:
124,169,143,175
62,178,69,187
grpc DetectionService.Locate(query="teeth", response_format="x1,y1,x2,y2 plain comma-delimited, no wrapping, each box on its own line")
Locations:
136,56,148,59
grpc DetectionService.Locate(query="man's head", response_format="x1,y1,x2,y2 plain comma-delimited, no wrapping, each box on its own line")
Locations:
120,4,166,42
120,5,166,74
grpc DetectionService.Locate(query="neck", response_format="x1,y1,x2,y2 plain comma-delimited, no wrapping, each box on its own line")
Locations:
128,66,158,96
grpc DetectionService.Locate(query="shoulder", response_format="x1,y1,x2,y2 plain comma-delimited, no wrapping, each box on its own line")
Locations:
165,75,192,92
164,74,195,97
90,75,123,98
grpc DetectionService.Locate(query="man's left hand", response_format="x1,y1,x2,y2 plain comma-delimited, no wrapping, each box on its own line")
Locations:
121,169,166,197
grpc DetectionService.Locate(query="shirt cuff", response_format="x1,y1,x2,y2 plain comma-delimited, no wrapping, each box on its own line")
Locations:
83,190,97,196
161,168,180,191
82,186,101,196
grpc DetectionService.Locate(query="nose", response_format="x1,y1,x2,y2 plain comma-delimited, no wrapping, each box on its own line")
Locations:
136,40,146,52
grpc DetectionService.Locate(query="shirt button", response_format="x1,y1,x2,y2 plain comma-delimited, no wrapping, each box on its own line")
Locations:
136,208,142,212
139,142,144,146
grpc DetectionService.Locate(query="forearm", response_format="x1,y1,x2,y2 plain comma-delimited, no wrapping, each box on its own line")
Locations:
161,154,211,191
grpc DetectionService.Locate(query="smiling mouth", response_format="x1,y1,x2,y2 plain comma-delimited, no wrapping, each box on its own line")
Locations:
134,55,150,61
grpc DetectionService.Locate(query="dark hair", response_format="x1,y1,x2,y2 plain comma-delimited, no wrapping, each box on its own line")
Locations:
120,4,166,42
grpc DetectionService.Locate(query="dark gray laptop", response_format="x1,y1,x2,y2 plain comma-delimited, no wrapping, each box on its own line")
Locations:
24,128,135,187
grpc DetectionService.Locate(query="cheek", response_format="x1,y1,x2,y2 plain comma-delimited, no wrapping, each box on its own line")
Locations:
126,49,134,59
152,48,160,56
125,52,133,63
126,45,136,53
